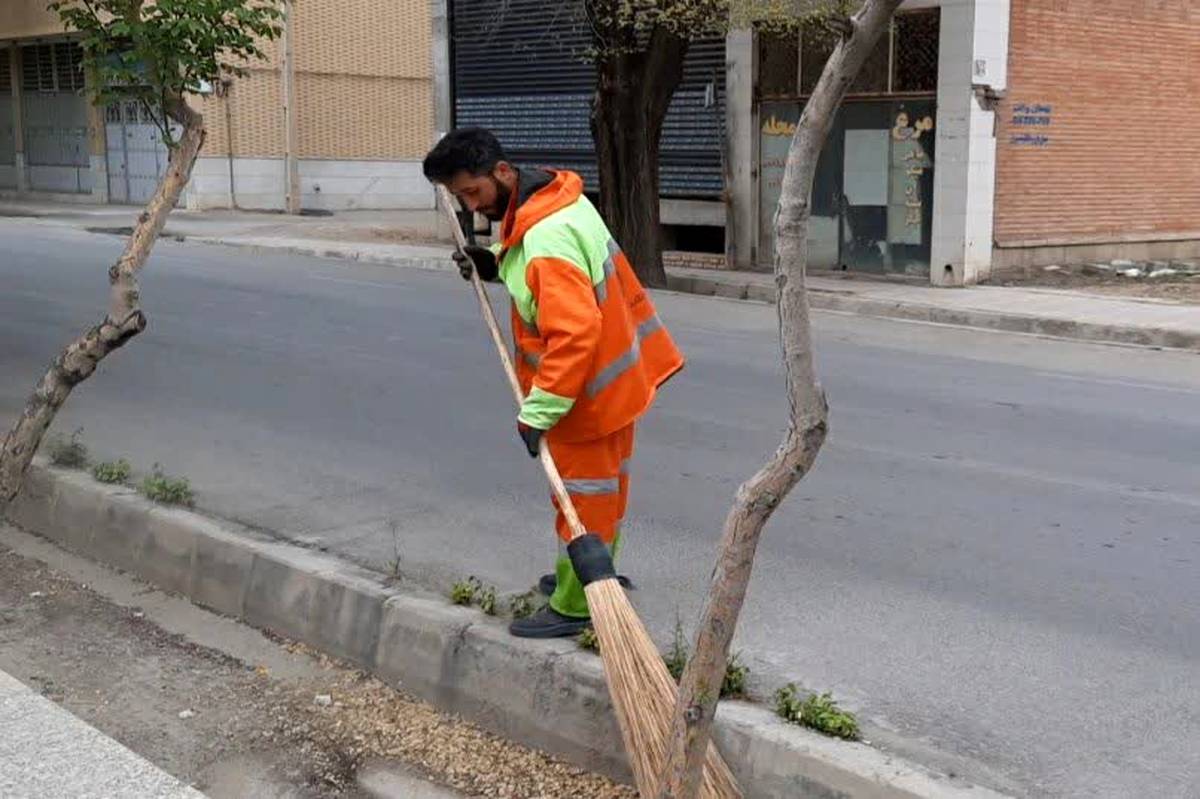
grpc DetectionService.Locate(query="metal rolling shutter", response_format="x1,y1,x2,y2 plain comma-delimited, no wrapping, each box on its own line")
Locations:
451,0,725,199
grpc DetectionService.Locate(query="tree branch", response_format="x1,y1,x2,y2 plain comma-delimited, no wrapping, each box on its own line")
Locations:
0,95,205,505
640,23,688,128
656,1,905,796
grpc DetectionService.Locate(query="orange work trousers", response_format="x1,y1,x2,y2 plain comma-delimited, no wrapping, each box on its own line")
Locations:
546,422,634,617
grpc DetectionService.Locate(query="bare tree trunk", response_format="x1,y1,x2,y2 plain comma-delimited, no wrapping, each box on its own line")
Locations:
590,23,686,289
0,96,205,505
657,2,905,796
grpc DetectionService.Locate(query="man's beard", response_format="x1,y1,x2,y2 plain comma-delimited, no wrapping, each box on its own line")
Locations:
483,176,512,222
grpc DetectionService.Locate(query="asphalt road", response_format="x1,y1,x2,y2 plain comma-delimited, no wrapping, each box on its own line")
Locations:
3,219,1199,798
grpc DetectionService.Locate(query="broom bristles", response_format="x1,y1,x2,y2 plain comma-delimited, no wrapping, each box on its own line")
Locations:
585,578,742,798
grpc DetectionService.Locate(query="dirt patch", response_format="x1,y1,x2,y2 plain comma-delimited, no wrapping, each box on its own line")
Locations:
0,542,634,798
997,263,1200,304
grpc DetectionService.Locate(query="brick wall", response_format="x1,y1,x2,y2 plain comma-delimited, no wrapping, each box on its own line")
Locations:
995,0,1200,247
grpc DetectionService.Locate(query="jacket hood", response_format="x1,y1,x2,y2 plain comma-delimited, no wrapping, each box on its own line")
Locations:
500,169,584,250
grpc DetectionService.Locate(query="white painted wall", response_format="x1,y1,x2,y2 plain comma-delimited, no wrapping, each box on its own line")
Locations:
187,157,435,212
299,159,434,211
725,28,757,269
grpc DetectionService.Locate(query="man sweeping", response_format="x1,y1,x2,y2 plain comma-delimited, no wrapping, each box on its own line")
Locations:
422,128,684,639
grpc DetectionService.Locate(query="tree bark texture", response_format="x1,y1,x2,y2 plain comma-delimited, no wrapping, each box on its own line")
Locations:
0,96,205,505
590,21,687,289
657,2,906,796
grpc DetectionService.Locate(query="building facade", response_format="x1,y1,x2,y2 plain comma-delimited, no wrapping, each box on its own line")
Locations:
0,0,443,212
4,1,1197,286
738,0,1010,285
992,0,1200,276
743,0,1200,284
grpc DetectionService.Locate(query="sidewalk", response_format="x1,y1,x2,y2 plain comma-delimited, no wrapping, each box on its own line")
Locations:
0,668,203,799
5,200,1198,352
668,267,1200,351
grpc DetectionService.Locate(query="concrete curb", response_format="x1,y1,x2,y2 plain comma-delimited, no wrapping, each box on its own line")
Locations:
665,274,1200,352
186,235,458,274
4,463,1011,799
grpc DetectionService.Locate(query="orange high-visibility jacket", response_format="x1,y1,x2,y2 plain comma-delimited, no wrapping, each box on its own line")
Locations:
496,170,684,442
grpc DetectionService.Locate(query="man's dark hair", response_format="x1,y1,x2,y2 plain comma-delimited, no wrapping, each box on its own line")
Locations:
423,128,509,182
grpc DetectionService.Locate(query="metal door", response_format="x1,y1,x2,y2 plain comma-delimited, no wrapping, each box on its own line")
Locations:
451,0,726,199
21,43,89,193
106,100,173,204
0,50,15,189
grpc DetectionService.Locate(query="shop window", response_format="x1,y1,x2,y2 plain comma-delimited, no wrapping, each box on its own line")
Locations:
799,9,939,97
893,11,940,93
758,29,800,97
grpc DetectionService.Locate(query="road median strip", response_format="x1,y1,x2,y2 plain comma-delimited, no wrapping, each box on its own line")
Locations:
3,461,1011,799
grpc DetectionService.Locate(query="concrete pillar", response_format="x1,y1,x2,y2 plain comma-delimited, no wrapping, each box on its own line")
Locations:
429,0,453,230
280,0,301,214
725,28,757,271
9,46,28,193
929,0,1010,286
430,0,452,138
85,66,108,204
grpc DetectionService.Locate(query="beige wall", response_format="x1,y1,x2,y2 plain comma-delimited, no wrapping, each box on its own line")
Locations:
199,0,434,161
0,4,65,40
198,69,287,158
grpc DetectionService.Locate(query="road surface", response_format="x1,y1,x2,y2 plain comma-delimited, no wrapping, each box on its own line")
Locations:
3,220,1198,797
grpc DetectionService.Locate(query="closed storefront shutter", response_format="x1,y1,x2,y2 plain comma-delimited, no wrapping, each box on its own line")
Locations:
451,0,725,199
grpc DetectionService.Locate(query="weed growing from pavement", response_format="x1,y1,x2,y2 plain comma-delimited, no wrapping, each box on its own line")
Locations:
774,684,861,740
384,519,403,581
662,615,750,698
577,626,600,652
509,590,539,619
450,576,481,606
46,427,89,468
141,464,195,507
722,651,749,698
479,586,498,616
92,458,132,484
663,614,689,681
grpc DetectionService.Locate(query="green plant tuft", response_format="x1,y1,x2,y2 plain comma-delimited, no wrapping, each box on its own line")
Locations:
509,591,539,619
450,576,481,606
722,651,749,698
774,684,861,741
479,585,498,616
577,626,600,653
140,465,194,506
663,614,689,681
46,428,89,469
92,458,132,485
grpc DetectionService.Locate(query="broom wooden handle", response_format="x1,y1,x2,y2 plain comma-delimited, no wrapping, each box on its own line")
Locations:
436,184,590,543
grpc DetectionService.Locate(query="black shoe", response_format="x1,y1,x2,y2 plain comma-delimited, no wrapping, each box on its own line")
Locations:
508,606,592,639
538,573,634,597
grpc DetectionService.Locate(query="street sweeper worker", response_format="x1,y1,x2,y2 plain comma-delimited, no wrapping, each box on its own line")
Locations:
422,128,684,639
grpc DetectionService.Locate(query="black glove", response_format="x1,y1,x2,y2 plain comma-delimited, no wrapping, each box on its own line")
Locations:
517,422,543,459
453,245,498,282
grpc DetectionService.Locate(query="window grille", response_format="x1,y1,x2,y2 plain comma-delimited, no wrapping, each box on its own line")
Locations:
893,11,940,93
21,43,85,93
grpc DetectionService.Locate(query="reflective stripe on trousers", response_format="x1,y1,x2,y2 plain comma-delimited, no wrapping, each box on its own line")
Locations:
547,422,635,618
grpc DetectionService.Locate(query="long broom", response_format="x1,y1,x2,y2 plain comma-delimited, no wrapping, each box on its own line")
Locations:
436,185,741,798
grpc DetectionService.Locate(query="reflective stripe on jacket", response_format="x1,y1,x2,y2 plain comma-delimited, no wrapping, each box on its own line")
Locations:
497,169,684,442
